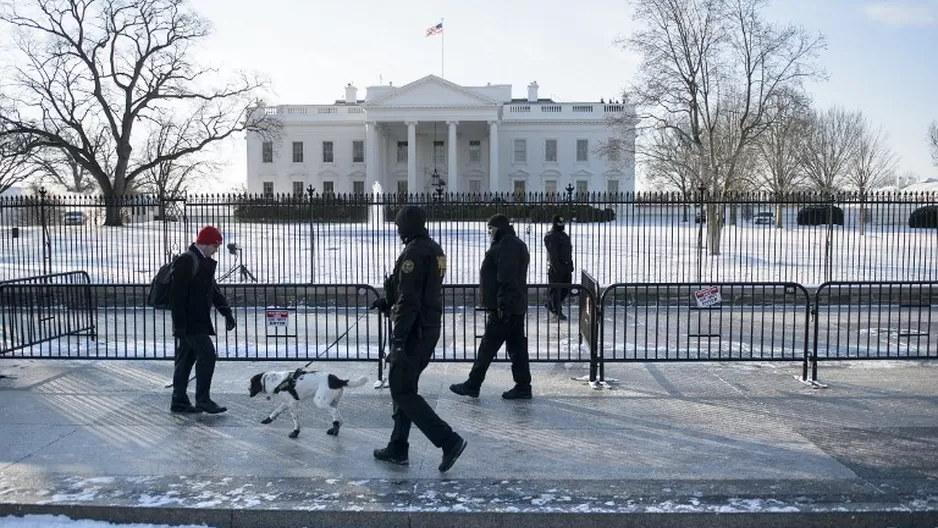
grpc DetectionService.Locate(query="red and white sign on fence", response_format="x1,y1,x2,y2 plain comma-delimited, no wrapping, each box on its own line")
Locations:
265,309,290,327
693,286,722,308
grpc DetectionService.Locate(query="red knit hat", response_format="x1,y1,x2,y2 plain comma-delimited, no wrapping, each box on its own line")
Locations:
195,225,223,245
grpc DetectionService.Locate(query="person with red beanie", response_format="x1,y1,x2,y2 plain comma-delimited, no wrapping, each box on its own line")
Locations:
169,225,235,414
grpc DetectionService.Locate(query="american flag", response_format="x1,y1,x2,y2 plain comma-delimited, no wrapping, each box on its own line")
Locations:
425,22,443,37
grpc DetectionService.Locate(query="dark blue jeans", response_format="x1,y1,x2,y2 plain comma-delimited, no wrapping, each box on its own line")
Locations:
172,333,217,404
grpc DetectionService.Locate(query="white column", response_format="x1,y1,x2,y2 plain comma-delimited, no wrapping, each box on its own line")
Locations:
488,120,499,194
447,121,458,193
365,121,377,192
407,121,417,195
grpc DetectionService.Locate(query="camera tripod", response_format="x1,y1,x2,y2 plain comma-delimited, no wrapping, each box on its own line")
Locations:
218,244,257,283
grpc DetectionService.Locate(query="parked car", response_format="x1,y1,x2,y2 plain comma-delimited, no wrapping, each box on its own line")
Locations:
752,211,775,225
62,211,88,225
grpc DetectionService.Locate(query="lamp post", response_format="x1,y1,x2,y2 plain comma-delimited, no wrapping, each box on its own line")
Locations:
432,168,446,201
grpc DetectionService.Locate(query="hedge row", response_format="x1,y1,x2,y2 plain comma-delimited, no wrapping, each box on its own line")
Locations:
232,198,616,224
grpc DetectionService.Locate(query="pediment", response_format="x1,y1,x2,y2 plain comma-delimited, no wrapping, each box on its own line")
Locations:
365,75,498,108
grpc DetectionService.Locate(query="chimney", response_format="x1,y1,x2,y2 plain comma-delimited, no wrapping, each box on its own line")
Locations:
345,83,358,104
527,81,539,103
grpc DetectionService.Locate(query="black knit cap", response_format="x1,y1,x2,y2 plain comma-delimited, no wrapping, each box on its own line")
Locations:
486,214,511,230
551,214,564,225
395,206,427,239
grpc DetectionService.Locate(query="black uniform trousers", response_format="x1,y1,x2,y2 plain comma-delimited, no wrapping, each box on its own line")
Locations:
172,333,218,404
467,313,531,389
547,267,573,313
388,326,457,451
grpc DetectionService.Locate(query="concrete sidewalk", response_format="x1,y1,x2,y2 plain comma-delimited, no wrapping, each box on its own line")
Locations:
1,357,937,527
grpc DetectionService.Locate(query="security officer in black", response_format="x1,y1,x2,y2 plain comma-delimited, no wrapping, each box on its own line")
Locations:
450,213,532,400
544,214,573,320
372,205,467,473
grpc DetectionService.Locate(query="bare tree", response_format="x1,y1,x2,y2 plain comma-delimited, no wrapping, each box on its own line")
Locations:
0,137,42,194
845,116,898,233
800,107,862,194
31,147,97,193
929,121,938,167
753,89,811,226
138,118,221,198
0,0,280,225
619,0,825,255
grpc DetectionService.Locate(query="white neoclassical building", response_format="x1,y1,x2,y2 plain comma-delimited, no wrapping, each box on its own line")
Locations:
245,75,635,196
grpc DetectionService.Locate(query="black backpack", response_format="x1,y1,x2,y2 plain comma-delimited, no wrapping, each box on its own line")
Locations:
147,251,199,309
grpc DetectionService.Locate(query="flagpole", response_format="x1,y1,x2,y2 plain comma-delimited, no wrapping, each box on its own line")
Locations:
440,17,445,79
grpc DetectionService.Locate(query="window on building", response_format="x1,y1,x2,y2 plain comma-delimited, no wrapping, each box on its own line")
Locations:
607,139,621,162
397,142,408,164
513,180,526,202
469,180,482,193
469,141,481,163
322,181,334,195
576,139,589,162
322,141,334,163
353,140,364,163
262,142,273,163
433,141,445,166
292,181,305,196
607,179,619,194
292,141,304,163
513,139,527,163
545,139,557,162
397,180,408,194
353,181,365,195
545,180,557,198
576,179,589,200
263,181,274,196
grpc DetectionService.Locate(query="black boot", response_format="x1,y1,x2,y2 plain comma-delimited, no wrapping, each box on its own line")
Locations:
439,435,467,472
449,382,480,398
195,400,227,414
373,447,409,465
502,386,532,400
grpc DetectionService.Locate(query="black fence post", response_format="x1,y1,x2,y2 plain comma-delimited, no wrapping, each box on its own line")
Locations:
307,185,316,283
39,188,51,277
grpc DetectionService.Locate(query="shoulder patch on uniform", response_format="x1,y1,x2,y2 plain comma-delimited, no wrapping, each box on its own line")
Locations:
401,260,415,273
437,255,447,278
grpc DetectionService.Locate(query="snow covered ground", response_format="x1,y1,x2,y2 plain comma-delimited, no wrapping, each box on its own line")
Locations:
0,516,213,528
1,201,936,287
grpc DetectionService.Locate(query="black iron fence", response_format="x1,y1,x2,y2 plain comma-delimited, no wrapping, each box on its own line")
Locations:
810,281,938,381
598,282,813,380
0,271,96,354
2,191,936,287
4,273,938,386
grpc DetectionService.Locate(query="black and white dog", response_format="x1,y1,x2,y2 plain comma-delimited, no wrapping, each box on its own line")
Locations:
249,369,368,438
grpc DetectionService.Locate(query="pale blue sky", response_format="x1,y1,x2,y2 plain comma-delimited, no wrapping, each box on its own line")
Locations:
193,0,938,189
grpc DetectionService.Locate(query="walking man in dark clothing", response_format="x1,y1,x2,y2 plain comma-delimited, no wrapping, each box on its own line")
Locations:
169,225,236,415
450,214,533,400
372,206,467,472
544,214,574,320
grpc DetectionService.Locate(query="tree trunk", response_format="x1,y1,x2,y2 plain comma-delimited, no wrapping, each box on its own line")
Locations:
706,203,723,256
859,203,867,236
775,202,783,229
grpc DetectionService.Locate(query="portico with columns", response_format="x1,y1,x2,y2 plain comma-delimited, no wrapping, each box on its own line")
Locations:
246,75,635,197
361,76,502,194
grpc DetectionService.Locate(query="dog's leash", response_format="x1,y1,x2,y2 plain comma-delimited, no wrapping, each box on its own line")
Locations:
302,310,370,368
165,310,372,389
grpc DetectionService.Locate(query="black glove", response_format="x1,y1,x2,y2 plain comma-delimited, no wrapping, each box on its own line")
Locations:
370,298,390,313
224,314,236,331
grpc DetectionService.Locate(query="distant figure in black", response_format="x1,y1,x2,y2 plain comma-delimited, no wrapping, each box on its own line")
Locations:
543,214,573,320
450,214,533,400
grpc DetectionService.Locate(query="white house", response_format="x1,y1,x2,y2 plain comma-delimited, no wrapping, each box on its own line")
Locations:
245,75,635,197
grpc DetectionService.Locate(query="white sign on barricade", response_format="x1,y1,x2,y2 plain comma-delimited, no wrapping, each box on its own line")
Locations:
693,286,722,308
